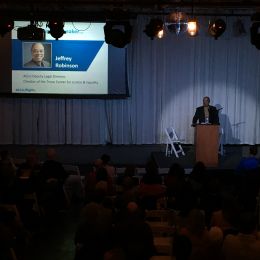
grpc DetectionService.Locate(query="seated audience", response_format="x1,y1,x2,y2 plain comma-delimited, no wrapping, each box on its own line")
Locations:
0,150,18,204
178,209,222,260
101,154,116,180
74,190,114,260
38,148,68,213
17,149,41,194
222,211,260,260
138,160,165,209
85,160,114,202
210,193,240,236
113,202,155,260
165,163,195,211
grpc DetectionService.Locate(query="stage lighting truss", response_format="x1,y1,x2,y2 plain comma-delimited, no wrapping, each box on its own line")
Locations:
0,17,14,37
47,19,65,40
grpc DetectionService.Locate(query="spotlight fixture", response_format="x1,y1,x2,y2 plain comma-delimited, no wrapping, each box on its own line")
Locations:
251,13,260,50
104,21,132,48
187,0,198,37
144,18,164,40
165,11,188,35
0,18,14,37
187,19,198,36
208,19,226,40
17,21,45,41
47,19,65,40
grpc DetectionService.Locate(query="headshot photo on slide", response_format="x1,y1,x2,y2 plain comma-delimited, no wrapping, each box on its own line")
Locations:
23,42,52,68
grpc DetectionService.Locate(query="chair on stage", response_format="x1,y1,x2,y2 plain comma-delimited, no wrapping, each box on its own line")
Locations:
165,127,185,158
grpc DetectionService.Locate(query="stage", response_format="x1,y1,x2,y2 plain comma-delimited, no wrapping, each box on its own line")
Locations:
0,144,253,172
151,145,245,170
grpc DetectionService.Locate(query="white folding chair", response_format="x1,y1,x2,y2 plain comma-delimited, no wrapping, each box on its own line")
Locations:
165,127,185,158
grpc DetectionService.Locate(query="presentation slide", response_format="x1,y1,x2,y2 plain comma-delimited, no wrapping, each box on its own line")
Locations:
12,22,108,95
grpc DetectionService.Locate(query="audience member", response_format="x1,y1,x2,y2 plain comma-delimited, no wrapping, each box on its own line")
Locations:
0,150,18,204
138,160,166,209
113,202,155,260
165,163,196,212
222,211,260,260
178,209,219,260
101,154,116,180
210,193,240,236
74,196,113,260
236,145,259,173
38,148,68,214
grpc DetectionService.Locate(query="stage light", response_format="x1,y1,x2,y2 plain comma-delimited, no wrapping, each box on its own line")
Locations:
165,11,188,35
0,18,14,37
47,19,65,40
104,21,132,48
251,13,260,50
208,19,226,40
17,22,45,41
187,19,198,36
144,18,164,40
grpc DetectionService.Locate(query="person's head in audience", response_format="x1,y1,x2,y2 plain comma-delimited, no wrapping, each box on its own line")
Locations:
145,160,158,175
168,163,185,179
126,201,144,220
93,158,103,171
124,165,136,177
101,154,111,165
26,150,39,167
46,148,57,160
208,226,223,247
249,145,258,156
143,160,161,184
191,161,206,180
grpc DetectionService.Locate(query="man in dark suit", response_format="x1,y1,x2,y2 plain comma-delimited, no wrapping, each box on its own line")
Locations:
192,96,219,126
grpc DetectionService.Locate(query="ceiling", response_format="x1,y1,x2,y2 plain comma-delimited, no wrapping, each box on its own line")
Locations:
1,1,260,20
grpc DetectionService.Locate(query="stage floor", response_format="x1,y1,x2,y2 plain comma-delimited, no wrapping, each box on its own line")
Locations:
0,144,254,170
152,145,244,170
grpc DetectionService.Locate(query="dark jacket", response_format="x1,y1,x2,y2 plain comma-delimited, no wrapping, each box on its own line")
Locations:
192,105,219,125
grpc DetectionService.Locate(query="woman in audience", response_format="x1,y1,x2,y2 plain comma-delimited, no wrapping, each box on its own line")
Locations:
165,163,196,211
113,201,155,260
138,160,165,209
85,158,114,201
75,189,114,260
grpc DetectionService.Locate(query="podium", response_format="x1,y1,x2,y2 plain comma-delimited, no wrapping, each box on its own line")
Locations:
195,124,219,167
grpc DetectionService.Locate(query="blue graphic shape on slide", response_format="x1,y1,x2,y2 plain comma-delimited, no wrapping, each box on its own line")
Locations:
12,40,105,71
